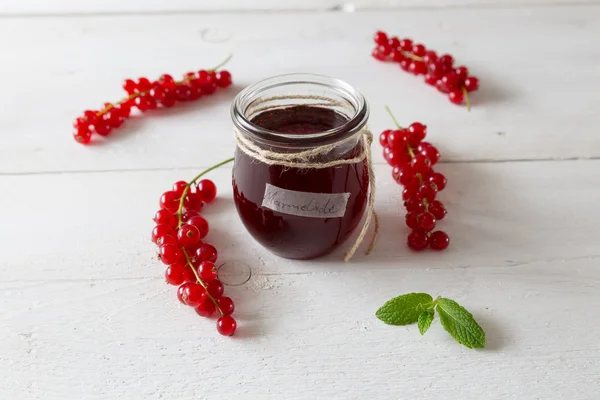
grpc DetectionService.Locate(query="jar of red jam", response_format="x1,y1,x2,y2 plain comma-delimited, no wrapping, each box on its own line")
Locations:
231,74,370,260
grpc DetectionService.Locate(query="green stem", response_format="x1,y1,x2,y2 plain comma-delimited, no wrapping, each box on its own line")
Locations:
182,248,224,315
176,157,235,227
462,86,471,112
209,54,233,72
385,105,416,158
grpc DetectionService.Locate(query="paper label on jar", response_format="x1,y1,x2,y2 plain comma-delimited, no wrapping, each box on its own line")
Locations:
261,183,350,219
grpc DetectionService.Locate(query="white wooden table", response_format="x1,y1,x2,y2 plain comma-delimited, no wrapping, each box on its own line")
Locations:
1,1,599,399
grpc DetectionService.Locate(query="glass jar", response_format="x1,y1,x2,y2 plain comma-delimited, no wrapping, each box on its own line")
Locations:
231,74,370,260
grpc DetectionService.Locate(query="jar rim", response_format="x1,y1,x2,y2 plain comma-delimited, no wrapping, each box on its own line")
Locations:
231,73,369,148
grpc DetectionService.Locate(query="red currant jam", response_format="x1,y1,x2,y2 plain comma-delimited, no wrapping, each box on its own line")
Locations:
233,105,369,259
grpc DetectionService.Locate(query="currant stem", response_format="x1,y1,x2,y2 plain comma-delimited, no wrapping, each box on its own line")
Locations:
385,105,415,158
182,248,224,315
401,51,423,62
209,54,233,72
176,157,235,228
461,86,471,111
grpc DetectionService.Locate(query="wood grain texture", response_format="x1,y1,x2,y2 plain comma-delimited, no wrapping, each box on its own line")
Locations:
1,5,599,174
2,3,600,399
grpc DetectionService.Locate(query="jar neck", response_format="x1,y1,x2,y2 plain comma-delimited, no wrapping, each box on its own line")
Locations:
231,74,369,151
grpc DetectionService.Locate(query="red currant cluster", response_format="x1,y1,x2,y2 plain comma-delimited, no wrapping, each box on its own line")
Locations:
371,31,479,109
381,107,450,251
73,58,233,144
151,158,237,336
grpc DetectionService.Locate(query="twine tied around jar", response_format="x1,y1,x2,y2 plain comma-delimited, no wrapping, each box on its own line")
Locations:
233,95,378,262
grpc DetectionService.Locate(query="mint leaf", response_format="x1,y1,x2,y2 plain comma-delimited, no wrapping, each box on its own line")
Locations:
436,298,485,349
376,293,433,325
418,310,434,335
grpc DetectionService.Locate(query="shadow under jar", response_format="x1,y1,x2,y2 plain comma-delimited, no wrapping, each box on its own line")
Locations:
231,74,370,260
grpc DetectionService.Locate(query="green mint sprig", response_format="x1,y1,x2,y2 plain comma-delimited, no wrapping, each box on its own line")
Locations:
376,293,485,349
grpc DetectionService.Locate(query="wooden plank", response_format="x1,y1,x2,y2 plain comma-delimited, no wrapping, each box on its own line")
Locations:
0,6,599,174
1,0,597,15
1,257,598,399
1,160,599,282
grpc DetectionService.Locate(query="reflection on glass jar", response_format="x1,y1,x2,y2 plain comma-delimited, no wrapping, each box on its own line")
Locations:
231,74,370,260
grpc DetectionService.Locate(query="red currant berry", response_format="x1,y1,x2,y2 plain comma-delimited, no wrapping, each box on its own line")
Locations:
385,148,411,167
175,86,192,101
407,122,426,145
416,212,436,232
182,267,197,283
417,183,438,202
161,92,177,107
177,282,206,307
423,51,438,64
136,77,152,92
455,66,468,81
197,179,217,203
216,70,232,88
379,129,391,147
430,231,450,250
399,59,410,71
152,224,175,244
408,230,429,251
387,129,407,149
405,197,426,213
180,210,198,223
160,243,184,265
160,191,180,213
371,48,385,61
397,167,417,187
123,79,137,94
94,120,112,136
195,243,218,263
439,54,454,71
217,297,235,315
441,72,460,92
428,200,447,220
448,89,464,105
216,315,237,336
207,279,224,298
183,192,203,211
172,181,189,196
157,235,177,246
198,261,218,282
410,155,432,174
412,44,426,57
374,31,388,45
402,187,416,201
464,76,479,92
195,298,216,317
428,172,447,191
150,86,166,102
165,263,186,286
378,44,392,57
117,103,131,118
419,144,440,165
388,37,400,48
424,74,438,86
73,126,92,144
399,38,413,51
391,49,405,63
154,209,177,228
409,61,427,75
159,74,176,89
187,216,209,239
134,95,152,112
435,79,447,93
405,212,419,230
177,224,201,249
